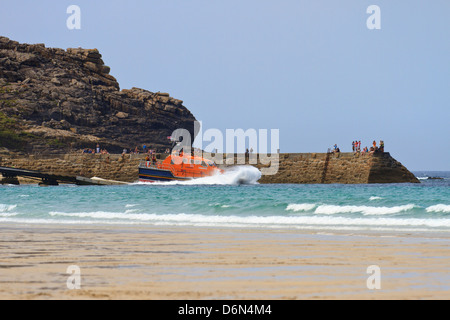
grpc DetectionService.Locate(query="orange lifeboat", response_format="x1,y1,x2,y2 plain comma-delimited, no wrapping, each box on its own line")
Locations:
138,153,223,182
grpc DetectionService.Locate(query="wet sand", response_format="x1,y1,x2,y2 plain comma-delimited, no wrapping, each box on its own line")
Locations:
0,224,449,300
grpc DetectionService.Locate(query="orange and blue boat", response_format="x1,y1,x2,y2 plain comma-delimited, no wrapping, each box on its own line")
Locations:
138,153,222,183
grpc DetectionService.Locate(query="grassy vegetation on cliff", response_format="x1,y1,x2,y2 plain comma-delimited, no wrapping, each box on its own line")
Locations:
0,111,33,150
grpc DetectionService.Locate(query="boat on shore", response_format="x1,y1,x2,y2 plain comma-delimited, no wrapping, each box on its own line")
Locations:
138,153,222,183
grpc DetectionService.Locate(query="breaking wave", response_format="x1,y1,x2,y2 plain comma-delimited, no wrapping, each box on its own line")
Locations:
28,211,450,230
426,204,450,213
0,204,18,217
315,204,417,216
50,211,152,221
286,203,317,212
286,203,417,216
0,204,17,213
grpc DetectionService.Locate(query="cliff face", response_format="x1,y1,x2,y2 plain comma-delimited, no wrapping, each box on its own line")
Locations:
0,37,196,153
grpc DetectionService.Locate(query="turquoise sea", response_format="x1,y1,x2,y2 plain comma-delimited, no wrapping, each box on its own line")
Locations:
1,167,449,233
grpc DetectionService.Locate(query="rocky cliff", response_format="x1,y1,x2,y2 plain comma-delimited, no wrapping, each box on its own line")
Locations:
0,37,196,154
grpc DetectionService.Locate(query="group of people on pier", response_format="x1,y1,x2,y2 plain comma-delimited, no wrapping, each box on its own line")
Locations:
354,140,385,155
329,140,385,155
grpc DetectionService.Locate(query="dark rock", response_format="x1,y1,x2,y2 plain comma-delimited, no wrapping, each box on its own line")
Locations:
0,36,197,153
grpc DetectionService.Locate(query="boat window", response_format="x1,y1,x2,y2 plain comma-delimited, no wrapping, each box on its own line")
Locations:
201,161,207,167
183,158,188,164
194,160,201,165
190,159,195,165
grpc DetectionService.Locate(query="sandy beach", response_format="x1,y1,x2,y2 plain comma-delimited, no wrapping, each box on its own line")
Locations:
0,224,449,300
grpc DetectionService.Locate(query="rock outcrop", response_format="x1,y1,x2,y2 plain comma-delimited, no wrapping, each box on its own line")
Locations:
0,37,196,153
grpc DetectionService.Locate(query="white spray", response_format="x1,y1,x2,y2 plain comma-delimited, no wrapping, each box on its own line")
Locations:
136,166,262,186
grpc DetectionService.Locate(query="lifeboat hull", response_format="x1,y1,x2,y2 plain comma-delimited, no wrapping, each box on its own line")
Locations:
138,154,222,183
138,166,190,183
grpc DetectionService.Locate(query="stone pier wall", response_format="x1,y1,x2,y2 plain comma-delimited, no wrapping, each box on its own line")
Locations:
254,152,419,184
0,152,419,184
0,153,145,183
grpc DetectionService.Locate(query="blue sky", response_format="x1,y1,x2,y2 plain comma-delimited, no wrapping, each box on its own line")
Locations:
1,0,449,170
